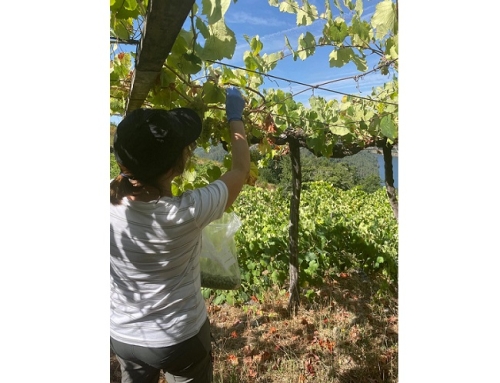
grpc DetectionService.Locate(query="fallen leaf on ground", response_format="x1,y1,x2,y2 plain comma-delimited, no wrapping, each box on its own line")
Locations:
227,354,239,366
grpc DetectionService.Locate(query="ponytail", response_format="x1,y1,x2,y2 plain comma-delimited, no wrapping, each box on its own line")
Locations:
110,169,145,205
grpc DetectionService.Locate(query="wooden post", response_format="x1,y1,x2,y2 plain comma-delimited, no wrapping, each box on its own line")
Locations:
125,0,196,114
287,136,301,316
383,139,398,222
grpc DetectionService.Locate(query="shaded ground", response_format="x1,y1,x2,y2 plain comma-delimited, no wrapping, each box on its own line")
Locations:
111,270,398,382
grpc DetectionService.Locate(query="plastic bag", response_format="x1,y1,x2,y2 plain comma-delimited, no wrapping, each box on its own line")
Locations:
200,212,242,290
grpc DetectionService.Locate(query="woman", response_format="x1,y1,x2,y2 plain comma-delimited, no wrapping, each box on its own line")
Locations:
110,87,249,383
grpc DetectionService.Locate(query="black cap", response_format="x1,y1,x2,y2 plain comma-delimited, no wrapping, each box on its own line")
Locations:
113,108,202,180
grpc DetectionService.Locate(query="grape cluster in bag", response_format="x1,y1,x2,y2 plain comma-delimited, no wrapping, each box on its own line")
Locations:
200,212,242,290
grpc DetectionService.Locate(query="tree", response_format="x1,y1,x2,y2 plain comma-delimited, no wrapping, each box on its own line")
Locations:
358,174,383,193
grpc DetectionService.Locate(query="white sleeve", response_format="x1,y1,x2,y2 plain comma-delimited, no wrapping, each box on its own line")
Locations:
185,180,229,229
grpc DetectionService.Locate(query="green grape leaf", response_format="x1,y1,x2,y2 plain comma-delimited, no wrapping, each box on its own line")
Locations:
181,53,203,74
200,19,236,60
329,125,351,136
306,135,333,157
326,17,348,43
297,32,316,60
351,17,370,45
220,66,237,84
340,96,352,112
202,0,231,24
110,0,124,12
389,44,398,60
355,0,363,16
124,0,137,11
111,15,132,40
110,70,119,84
376,103,385,114
207,165,222,181
386,36,398,59
196,17,211,39
113,23,130,40
351,54,367,71
183,169,197,183
262,51,284,71
296,3,316,26
160,68,176,87
347,0,356,11
170,31,190,56
243,51,262,71
328,47,353,67
371,0,396,39
252,36,264,56
171,182,180,196
112,0,140,19
279,0,298,14
380,114,397,140
110,97,126,115
202,82,225,104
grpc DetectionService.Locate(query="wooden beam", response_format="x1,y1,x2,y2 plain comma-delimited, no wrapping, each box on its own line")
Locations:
125,0,195,114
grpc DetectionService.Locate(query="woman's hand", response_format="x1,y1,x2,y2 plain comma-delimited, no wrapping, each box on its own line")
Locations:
225,87,245,122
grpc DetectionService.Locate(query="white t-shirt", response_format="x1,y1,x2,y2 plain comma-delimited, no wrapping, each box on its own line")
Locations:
110,180,228,347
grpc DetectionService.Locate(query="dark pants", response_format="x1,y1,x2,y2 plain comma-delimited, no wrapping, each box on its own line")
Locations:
110,318,213,383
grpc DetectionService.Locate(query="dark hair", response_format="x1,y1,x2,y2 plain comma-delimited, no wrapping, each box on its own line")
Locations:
110,108,201,205
110,145,194,205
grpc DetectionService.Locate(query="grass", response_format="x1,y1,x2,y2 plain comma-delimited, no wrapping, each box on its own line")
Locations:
111,269,397,382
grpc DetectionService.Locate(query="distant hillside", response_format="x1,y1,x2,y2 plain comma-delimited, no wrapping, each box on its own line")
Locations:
194,144,227,163
194,144,389,192
195,144,380,176
194,144,382,178
330,150,380,180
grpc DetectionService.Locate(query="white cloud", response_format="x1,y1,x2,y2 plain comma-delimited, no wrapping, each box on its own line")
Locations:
226,11,288,27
